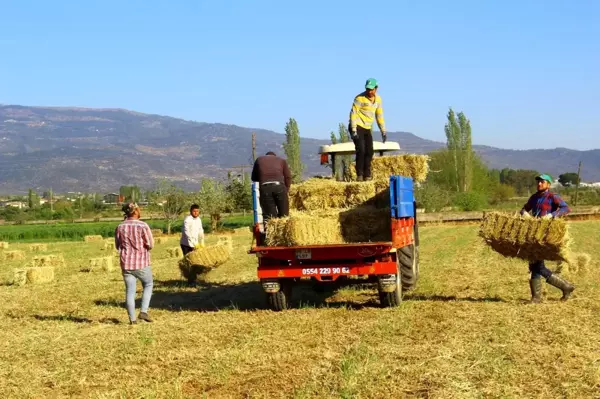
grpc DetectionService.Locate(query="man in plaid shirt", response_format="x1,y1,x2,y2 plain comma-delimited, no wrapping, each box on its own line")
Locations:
115,202,155,324
520,174,575,303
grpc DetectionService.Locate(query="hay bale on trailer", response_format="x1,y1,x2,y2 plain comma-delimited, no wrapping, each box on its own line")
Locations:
28,243,48,252
26,267,55,284
178,245,231,283
348,154,430,182
84,235,104,242
167,247,183,258
289,179,389,211
82,256,114,272
2,250,25,261
32,254,65,268
479,212,570,262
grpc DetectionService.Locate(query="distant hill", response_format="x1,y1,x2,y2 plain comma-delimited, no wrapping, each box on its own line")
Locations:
1,105,598,193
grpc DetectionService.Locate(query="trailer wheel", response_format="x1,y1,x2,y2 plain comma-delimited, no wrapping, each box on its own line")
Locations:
399,244,419,290
266,282,292,311
379,268,402,307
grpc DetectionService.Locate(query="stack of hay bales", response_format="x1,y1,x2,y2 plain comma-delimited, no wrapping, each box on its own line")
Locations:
265,154,428,247
84,235,104,243
81,256,114,272
29,243,48,252
32,254,65,268
479,212,570,262
178,244,232,282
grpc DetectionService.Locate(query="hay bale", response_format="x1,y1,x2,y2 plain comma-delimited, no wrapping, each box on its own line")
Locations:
82,256,114,272
12,268,27,286
155,237,169,245
84,235,104,242
28,243,48,252
26,266,55,284
265,207,391,246
178,245,231,282
103,241,116,251
479,212,570,262
2,250,25,260
348,154,430,182
0,241,9,249
31,254,65,268
217,236,233,252
289,178,389,211
167,247,183,258
151,229,163,236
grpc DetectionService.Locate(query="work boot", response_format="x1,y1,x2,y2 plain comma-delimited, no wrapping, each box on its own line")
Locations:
529,278,543,304
365,176,373,181
130,320,137,325
138,312,153,322
546,274,575,301
356,176,363,182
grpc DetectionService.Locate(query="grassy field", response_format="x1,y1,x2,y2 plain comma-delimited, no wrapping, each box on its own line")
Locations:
0,222,599,398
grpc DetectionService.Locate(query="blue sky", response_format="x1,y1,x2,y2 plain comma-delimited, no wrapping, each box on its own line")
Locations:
1,0,598,150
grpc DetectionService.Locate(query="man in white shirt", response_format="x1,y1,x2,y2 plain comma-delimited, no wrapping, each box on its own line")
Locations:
180,204,204,255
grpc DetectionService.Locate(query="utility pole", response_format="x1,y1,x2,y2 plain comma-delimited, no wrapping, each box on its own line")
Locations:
574,161,582,206
252,132,256,162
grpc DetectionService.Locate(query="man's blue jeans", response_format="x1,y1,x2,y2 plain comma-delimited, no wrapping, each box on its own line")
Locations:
529,260,552,279
122,266,154,321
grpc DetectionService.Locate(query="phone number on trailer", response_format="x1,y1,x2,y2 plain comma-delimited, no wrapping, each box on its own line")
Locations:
301,267,351,276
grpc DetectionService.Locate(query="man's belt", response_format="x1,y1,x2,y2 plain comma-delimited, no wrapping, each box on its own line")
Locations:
261,181,281,186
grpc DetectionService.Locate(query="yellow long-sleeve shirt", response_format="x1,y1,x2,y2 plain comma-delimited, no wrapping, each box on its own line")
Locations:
349,92,386,133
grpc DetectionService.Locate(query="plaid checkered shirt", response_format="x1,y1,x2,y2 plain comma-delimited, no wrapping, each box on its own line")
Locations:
521,190,571,218
114,218,154,270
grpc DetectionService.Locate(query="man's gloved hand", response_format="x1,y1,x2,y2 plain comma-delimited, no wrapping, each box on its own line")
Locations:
351,130,358,142
542,214,554,220
381,132,387,143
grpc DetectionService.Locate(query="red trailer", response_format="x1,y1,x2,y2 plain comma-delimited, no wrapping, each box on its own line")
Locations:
249,175,419,310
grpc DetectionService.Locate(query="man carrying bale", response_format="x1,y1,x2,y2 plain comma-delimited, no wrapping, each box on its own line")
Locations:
180,203,204,256
115,202,155,324
520,174,575,303
349,78,387,182
251,151,292,221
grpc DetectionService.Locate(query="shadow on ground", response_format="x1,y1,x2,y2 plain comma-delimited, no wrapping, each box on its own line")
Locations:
95,279,385,312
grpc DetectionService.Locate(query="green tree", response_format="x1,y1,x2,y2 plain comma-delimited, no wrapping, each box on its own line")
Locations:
119,185,141,202
28,189,40,209
226,173,252,212
559,173,580,187
155,180,187,234
196,178,232,231
283,118,304,183
444,108,474,193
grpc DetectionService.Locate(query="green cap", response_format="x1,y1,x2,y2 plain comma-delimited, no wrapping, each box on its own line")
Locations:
365,78,378,89
535,174,553,183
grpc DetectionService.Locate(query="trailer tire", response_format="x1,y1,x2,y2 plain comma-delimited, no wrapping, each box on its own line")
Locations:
266,282,291,311
398,244,419,291
379,269,402,307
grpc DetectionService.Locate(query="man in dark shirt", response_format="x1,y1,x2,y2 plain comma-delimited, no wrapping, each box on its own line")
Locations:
251,151,292,221
520,173,575,303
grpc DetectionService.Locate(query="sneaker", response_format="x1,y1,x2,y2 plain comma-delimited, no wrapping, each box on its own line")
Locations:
138,312,153,322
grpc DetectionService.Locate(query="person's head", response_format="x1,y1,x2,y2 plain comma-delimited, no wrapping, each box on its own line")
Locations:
122,202,140,219
365,78,378,97
190,203,200,218
266,151,276,156
535,174,552,192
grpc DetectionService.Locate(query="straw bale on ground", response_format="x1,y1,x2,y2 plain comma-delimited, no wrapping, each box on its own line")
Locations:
178,244,231,282
348,154,430,182
12,269,27,286
479,212,570,262
26,267,55,284
81,256,114,272
151,229,163,236
0,242,9,249
103,242,116,251
29,244,48,252
2,250,25,260
155,237,170,245
167,247,183,258
84,235,104,242
265,207,391,246
32,254,65,268
289,179,389,211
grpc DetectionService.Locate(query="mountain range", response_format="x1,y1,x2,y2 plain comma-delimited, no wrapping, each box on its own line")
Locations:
1,104,598,194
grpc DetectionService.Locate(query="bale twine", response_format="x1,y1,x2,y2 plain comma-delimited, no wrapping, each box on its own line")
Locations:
12,268,27,286
82,256,114,272
84,235,104,242
348,154,430,182
0,242,9,249
2,250,25,261
167,247,183,258
29,243,48,252
26,267,55,284
32,254,65,268
178,245,231,283
479,212,570,262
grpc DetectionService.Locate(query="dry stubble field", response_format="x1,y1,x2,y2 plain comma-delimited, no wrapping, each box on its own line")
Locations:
0,223,599,398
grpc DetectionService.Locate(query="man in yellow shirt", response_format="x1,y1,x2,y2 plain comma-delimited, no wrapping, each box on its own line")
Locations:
349,78,387,181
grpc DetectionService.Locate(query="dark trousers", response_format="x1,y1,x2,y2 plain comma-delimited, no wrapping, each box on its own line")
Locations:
181,245,194,256
259,184,289,222
529,260,553,279
354,126,374,178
